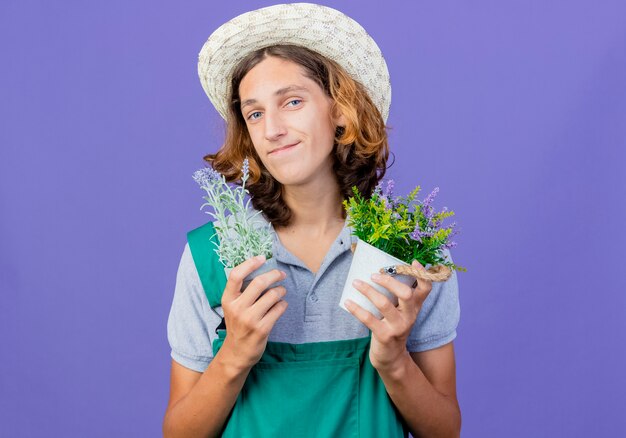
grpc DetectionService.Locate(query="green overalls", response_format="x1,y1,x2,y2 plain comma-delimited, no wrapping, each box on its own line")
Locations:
188,222,409,437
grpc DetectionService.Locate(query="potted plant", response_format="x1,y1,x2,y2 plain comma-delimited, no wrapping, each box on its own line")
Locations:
192,158,277,290
339,179,466,318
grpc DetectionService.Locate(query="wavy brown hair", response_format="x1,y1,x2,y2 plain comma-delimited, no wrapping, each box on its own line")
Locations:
204,44,389,227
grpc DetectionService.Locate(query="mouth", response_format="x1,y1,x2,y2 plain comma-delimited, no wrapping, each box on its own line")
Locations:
269,142,300,155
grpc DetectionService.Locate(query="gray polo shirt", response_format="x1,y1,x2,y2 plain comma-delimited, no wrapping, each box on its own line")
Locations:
167,217,461,372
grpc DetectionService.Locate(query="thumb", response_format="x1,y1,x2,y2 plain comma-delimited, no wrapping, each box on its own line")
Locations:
223,254,266,301
412,259,424,270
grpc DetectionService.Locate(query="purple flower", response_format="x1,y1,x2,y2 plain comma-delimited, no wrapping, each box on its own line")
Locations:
422,204,434,220
409,222,433,243
441,222,460,249
373,182,383,197
448,222,460,237
374,179,396,210
384,179,395,198
441,241,458,249
420,187,440,225
242,158,249,179
422,187,439,208
193,167,221,188
409,227,422,243
383,180,397,209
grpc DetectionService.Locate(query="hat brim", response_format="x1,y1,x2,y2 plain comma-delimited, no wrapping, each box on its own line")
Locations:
198,3,391,122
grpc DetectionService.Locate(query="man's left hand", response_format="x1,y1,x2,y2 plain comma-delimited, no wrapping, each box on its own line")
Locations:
344,260,433,373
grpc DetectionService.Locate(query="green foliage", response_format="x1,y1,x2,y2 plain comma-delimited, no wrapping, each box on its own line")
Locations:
343,184,466,272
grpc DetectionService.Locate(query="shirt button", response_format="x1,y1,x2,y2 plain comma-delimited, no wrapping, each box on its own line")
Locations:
309,294,319,302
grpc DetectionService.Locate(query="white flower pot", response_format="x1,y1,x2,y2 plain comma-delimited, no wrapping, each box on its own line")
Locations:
339,239,416,319
224,257,279,293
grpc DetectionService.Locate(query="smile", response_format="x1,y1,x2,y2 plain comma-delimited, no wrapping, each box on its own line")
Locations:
269,142,300,155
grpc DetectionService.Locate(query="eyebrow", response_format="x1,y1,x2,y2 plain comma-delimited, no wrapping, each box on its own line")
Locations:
240,85,310,110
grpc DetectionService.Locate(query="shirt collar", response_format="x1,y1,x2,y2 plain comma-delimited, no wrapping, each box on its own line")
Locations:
262,214,356,270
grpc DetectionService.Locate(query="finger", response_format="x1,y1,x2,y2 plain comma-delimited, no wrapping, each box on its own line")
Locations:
223,255,267,302
237,269,287,307
344,299,383,332
370,273,415,310
351,279,402,324
258,299,289,333
410,260,433,298
250,286,287,319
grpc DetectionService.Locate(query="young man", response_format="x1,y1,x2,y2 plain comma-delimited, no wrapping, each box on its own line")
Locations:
164,4,461,437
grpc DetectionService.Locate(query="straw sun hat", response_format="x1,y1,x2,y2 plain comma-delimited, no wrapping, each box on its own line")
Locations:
198,2,391,122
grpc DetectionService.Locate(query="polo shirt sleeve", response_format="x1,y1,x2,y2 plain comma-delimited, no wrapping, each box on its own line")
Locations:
167,243,222,372
406,248,461,352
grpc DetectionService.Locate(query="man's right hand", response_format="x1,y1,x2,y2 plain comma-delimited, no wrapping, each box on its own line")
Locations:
219,255,288,371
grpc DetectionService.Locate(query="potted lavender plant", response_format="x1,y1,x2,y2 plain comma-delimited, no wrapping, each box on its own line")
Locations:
192,159,277,289
339,180,466,318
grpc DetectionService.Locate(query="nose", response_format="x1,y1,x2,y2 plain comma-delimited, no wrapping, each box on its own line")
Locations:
263,108,287,142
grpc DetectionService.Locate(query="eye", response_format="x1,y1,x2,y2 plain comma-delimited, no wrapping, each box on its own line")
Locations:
286,99,302,107
247,111,262,121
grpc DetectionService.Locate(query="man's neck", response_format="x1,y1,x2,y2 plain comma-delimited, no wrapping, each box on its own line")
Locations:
279,182,345,238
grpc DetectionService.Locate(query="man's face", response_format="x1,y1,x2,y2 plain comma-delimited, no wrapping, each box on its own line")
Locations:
238,56,341,188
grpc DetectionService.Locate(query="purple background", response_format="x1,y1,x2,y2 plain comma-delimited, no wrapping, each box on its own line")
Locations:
1,1,625,436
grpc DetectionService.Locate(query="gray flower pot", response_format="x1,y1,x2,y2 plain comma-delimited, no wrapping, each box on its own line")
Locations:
224,257,280,293
340,239,415,319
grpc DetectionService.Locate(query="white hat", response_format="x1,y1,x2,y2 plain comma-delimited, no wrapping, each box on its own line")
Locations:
198,3,391,122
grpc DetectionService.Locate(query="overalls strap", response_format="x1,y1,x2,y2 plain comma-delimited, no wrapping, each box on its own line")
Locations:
187,221,226,308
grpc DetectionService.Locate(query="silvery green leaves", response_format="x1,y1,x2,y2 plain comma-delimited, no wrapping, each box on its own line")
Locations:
193,159,273,268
